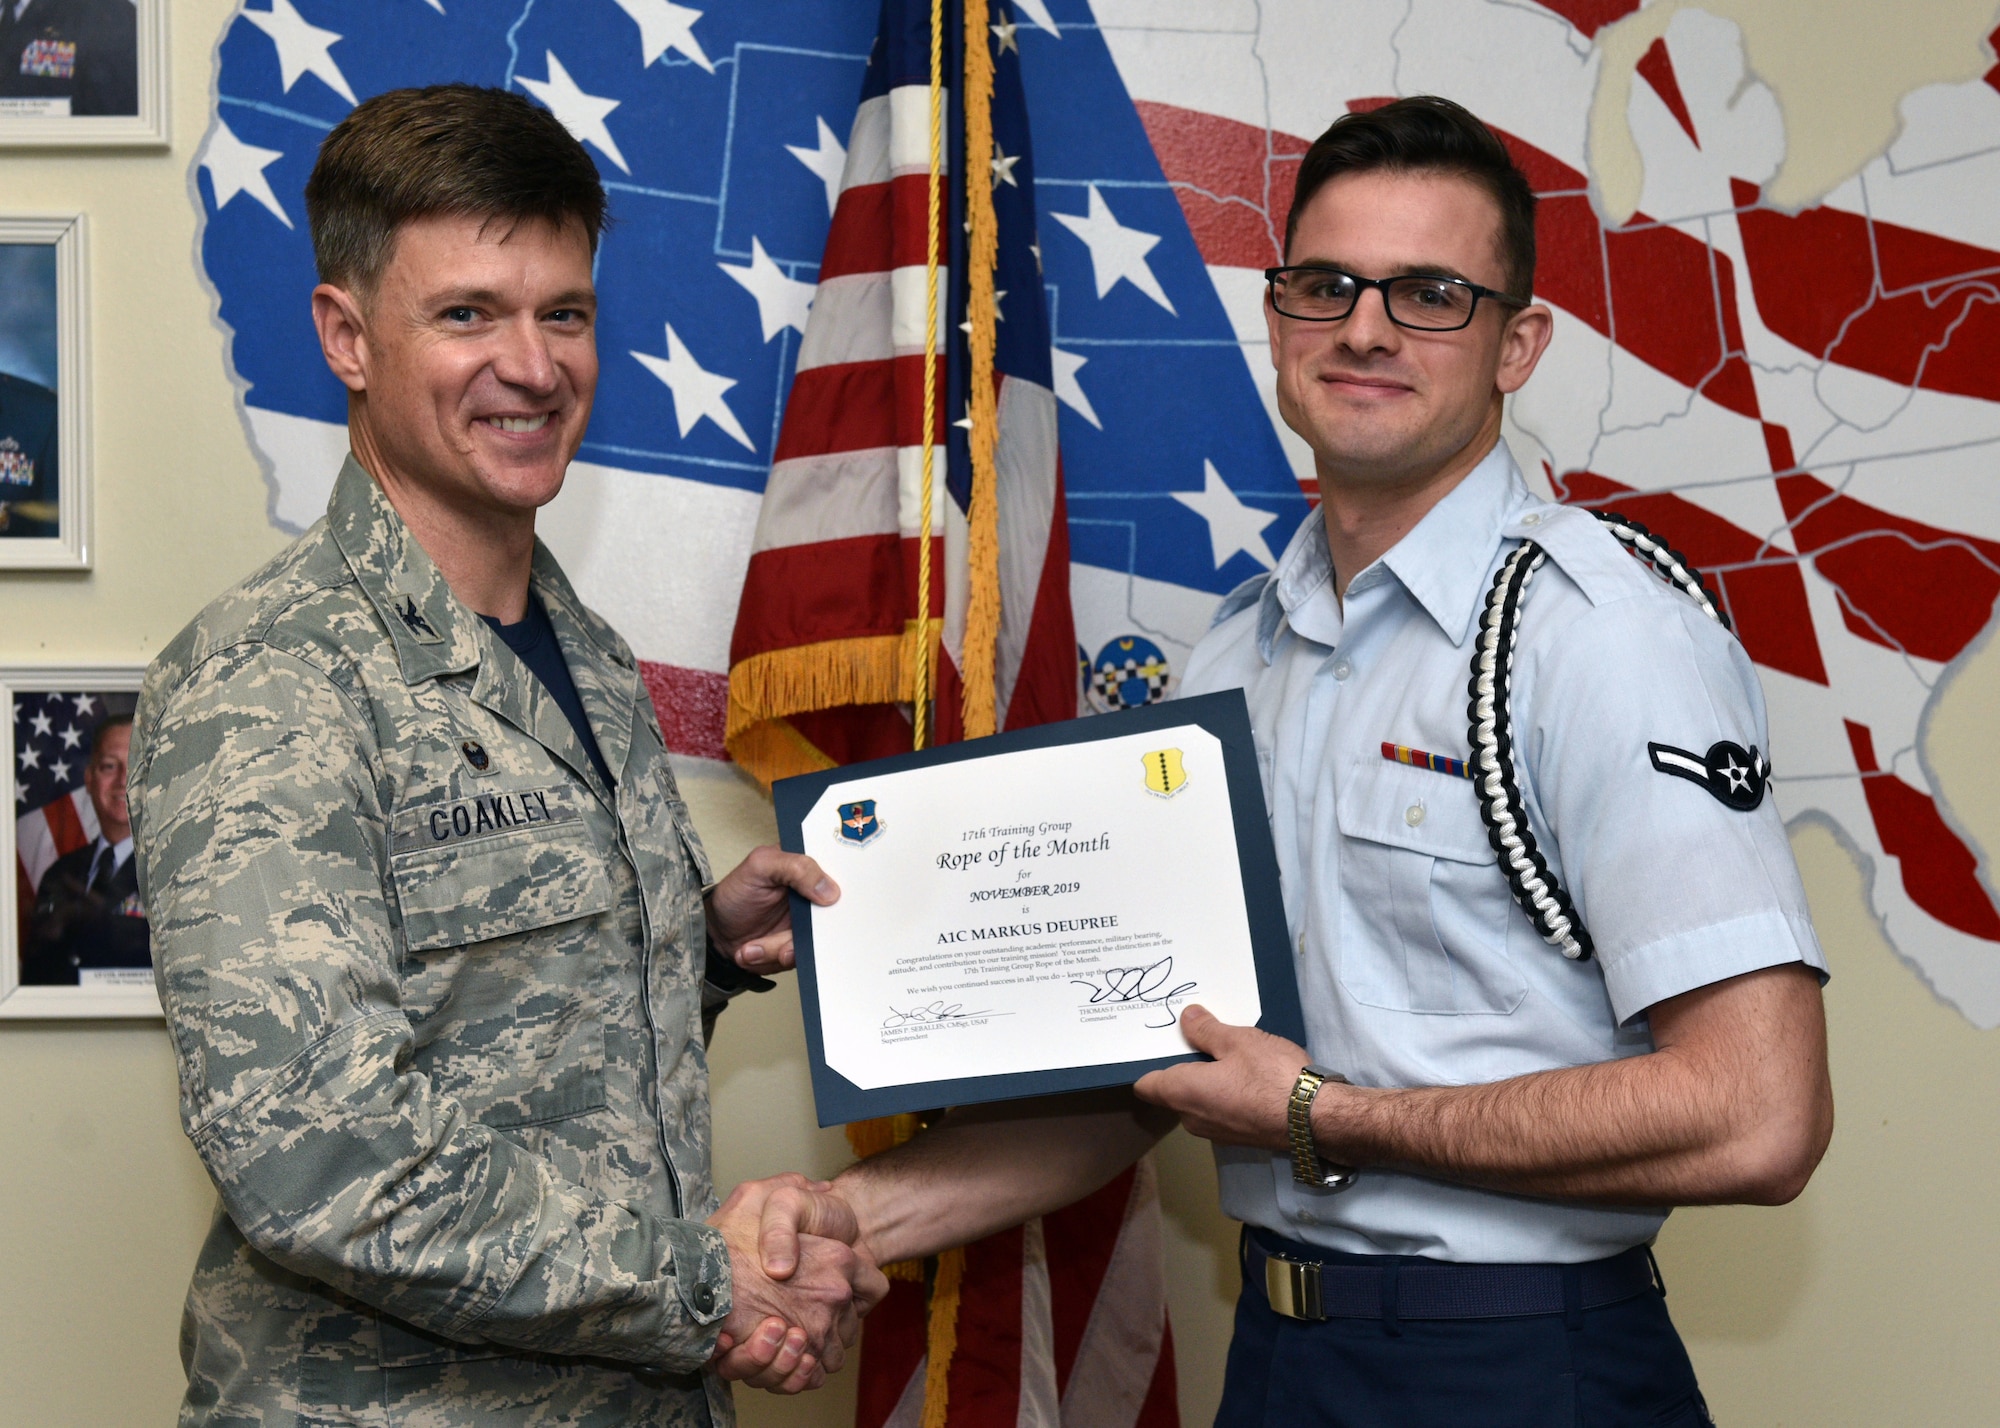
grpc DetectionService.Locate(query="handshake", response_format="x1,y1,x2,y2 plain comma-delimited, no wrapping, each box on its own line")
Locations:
703,1171,888,1395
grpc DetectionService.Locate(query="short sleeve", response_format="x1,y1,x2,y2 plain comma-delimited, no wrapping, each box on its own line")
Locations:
1515,584,1828,1025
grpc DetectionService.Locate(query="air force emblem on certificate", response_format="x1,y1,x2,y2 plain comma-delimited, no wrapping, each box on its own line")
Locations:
1141,748,1188,798
838,799,885,845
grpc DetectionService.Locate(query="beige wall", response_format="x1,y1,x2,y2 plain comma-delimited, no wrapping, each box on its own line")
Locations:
3,2,1998,1424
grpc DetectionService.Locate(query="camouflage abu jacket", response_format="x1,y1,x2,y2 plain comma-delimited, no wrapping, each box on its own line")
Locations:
132,458,737,1428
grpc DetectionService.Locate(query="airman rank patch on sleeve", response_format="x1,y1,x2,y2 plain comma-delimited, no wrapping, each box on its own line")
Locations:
1648,740,1771,811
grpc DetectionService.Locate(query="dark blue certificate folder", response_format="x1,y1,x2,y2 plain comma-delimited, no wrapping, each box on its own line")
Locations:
772,689,1304,1127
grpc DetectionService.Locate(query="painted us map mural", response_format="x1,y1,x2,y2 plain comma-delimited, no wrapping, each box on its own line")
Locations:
194,0,2000,1026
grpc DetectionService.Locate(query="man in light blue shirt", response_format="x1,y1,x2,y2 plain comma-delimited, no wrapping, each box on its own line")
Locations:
731,96,1833,1425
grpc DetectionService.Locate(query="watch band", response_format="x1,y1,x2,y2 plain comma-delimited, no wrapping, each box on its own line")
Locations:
1287,1064,1357,1191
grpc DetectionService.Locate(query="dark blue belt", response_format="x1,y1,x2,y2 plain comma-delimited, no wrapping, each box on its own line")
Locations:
1245,1227,1660,1324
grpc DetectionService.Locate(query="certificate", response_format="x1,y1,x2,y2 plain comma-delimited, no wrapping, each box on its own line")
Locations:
773,690,1303,1126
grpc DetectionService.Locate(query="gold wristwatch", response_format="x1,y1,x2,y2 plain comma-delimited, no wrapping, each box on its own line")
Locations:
1287,1064,1357,1191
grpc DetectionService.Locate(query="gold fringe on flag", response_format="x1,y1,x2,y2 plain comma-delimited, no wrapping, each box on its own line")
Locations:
724,623,938,788
959,0,1002,740
921,1246,967,1428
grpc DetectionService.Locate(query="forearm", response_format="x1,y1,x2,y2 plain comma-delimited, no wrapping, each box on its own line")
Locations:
836,1090,1174,1265
1317,965,1833,1205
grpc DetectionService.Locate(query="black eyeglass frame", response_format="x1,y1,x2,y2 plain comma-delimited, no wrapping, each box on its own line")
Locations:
1262,265,1529,332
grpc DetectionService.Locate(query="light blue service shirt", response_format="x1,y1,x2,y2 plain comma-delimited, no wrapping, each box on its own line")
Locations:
1180,442,1827,1264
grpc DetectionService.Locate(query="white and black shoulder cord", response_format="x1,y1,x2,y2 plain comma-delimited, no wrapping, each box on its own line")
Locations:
1467,510,1762,962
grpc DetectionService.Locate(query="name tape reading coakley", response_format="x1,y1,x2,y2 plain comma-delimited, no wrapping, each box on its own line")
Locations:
392,785,581,856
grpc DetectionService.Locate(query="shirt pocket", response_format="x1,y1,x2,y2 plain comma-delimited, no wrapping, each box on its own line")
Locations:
1334,757,1527,1015
391,803,617,1131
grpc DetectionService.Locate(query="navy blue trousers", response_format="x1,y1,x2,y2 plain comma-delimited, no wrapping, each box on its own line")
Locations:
1216,1234,1713,1428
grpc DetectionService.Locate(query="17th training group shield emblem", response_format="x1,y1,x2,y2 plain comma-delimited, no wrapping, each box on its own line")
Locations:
837,799,884,845
1141,748,1187,798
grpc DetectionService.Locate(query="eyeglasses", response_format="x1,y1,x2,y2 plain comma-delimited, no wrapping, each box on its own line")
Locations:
1263,266,1526,332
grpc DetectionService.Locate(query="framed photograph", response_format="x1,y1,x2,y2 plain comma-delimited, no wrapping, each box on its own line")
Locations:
0,213,88,569
3,665,156,1019
0,0,166,147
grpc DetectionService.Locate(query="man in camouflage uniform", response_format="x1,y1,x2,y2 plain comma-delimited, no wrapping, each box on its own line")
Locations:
131,85,881,1427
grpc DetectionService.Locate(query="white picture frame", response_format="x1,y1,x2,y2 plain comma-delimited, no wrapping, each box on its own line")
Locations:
2,664,156,1019
0,0,168,148
0,213,89,568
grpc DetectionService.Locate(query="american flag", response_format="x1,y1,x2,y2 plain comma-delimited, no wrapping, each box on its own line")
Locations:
12,689,133,952
725,0,1076,776
726,3,1177,1423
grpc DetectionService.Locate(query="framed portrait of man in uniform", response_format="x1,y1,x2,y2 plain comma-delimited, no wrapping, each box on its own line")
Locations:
0,0,165,146
0,213,88,570
1,665,155,1019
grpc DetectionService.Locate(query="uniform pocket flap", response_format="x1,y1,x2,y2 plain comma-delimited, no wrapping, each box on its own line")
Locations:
391,787,615,951
1335,755,1497,865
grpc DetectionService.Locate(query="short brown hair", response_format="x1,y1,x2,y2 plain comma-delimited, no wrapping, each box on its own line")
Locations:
303,84,608,294
1285,96,1537,302
88,713,133,762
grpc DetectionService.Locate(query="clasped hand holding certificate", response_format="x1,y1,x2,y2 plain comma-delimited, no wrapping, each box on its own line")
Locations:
704,845,1319,1391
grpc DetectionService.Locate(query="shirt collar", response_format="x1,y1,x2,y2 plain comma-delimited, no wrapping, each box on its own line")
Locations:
1255,511,1336,660
1255,442,1533,658
326,453,633,689
1378,442,1531,648
328,456,482,686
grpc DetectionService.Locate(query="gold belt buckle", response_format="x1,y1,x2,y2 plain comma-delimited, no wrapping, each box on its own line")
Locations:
1264,1254,1325,1321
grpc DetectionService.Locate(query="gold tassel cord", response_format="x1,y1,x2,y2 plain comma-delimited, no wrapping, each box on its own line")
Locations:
912,0,946,753
959,0,1001,740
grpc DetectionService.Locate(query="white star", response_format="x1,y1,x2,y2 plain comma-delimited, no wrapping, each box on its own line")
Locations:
992,143,1020,188
517,52,630,176
1721,753,1751,793
991,16,1018,54
29,710,52,738
787,116,847,216
1051,184,1175,314
200,120,294,228
720,237,814,341
421,0,444,12
1012,0,1059,37
18,744,40,773
631,325,755,451
57,724,81,749
610,0,714,73
69,694,96,716
1173,461,1280,570
1029,240,1042,273
240,0,357,105
1050,347,1100,429
48,758,70,784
